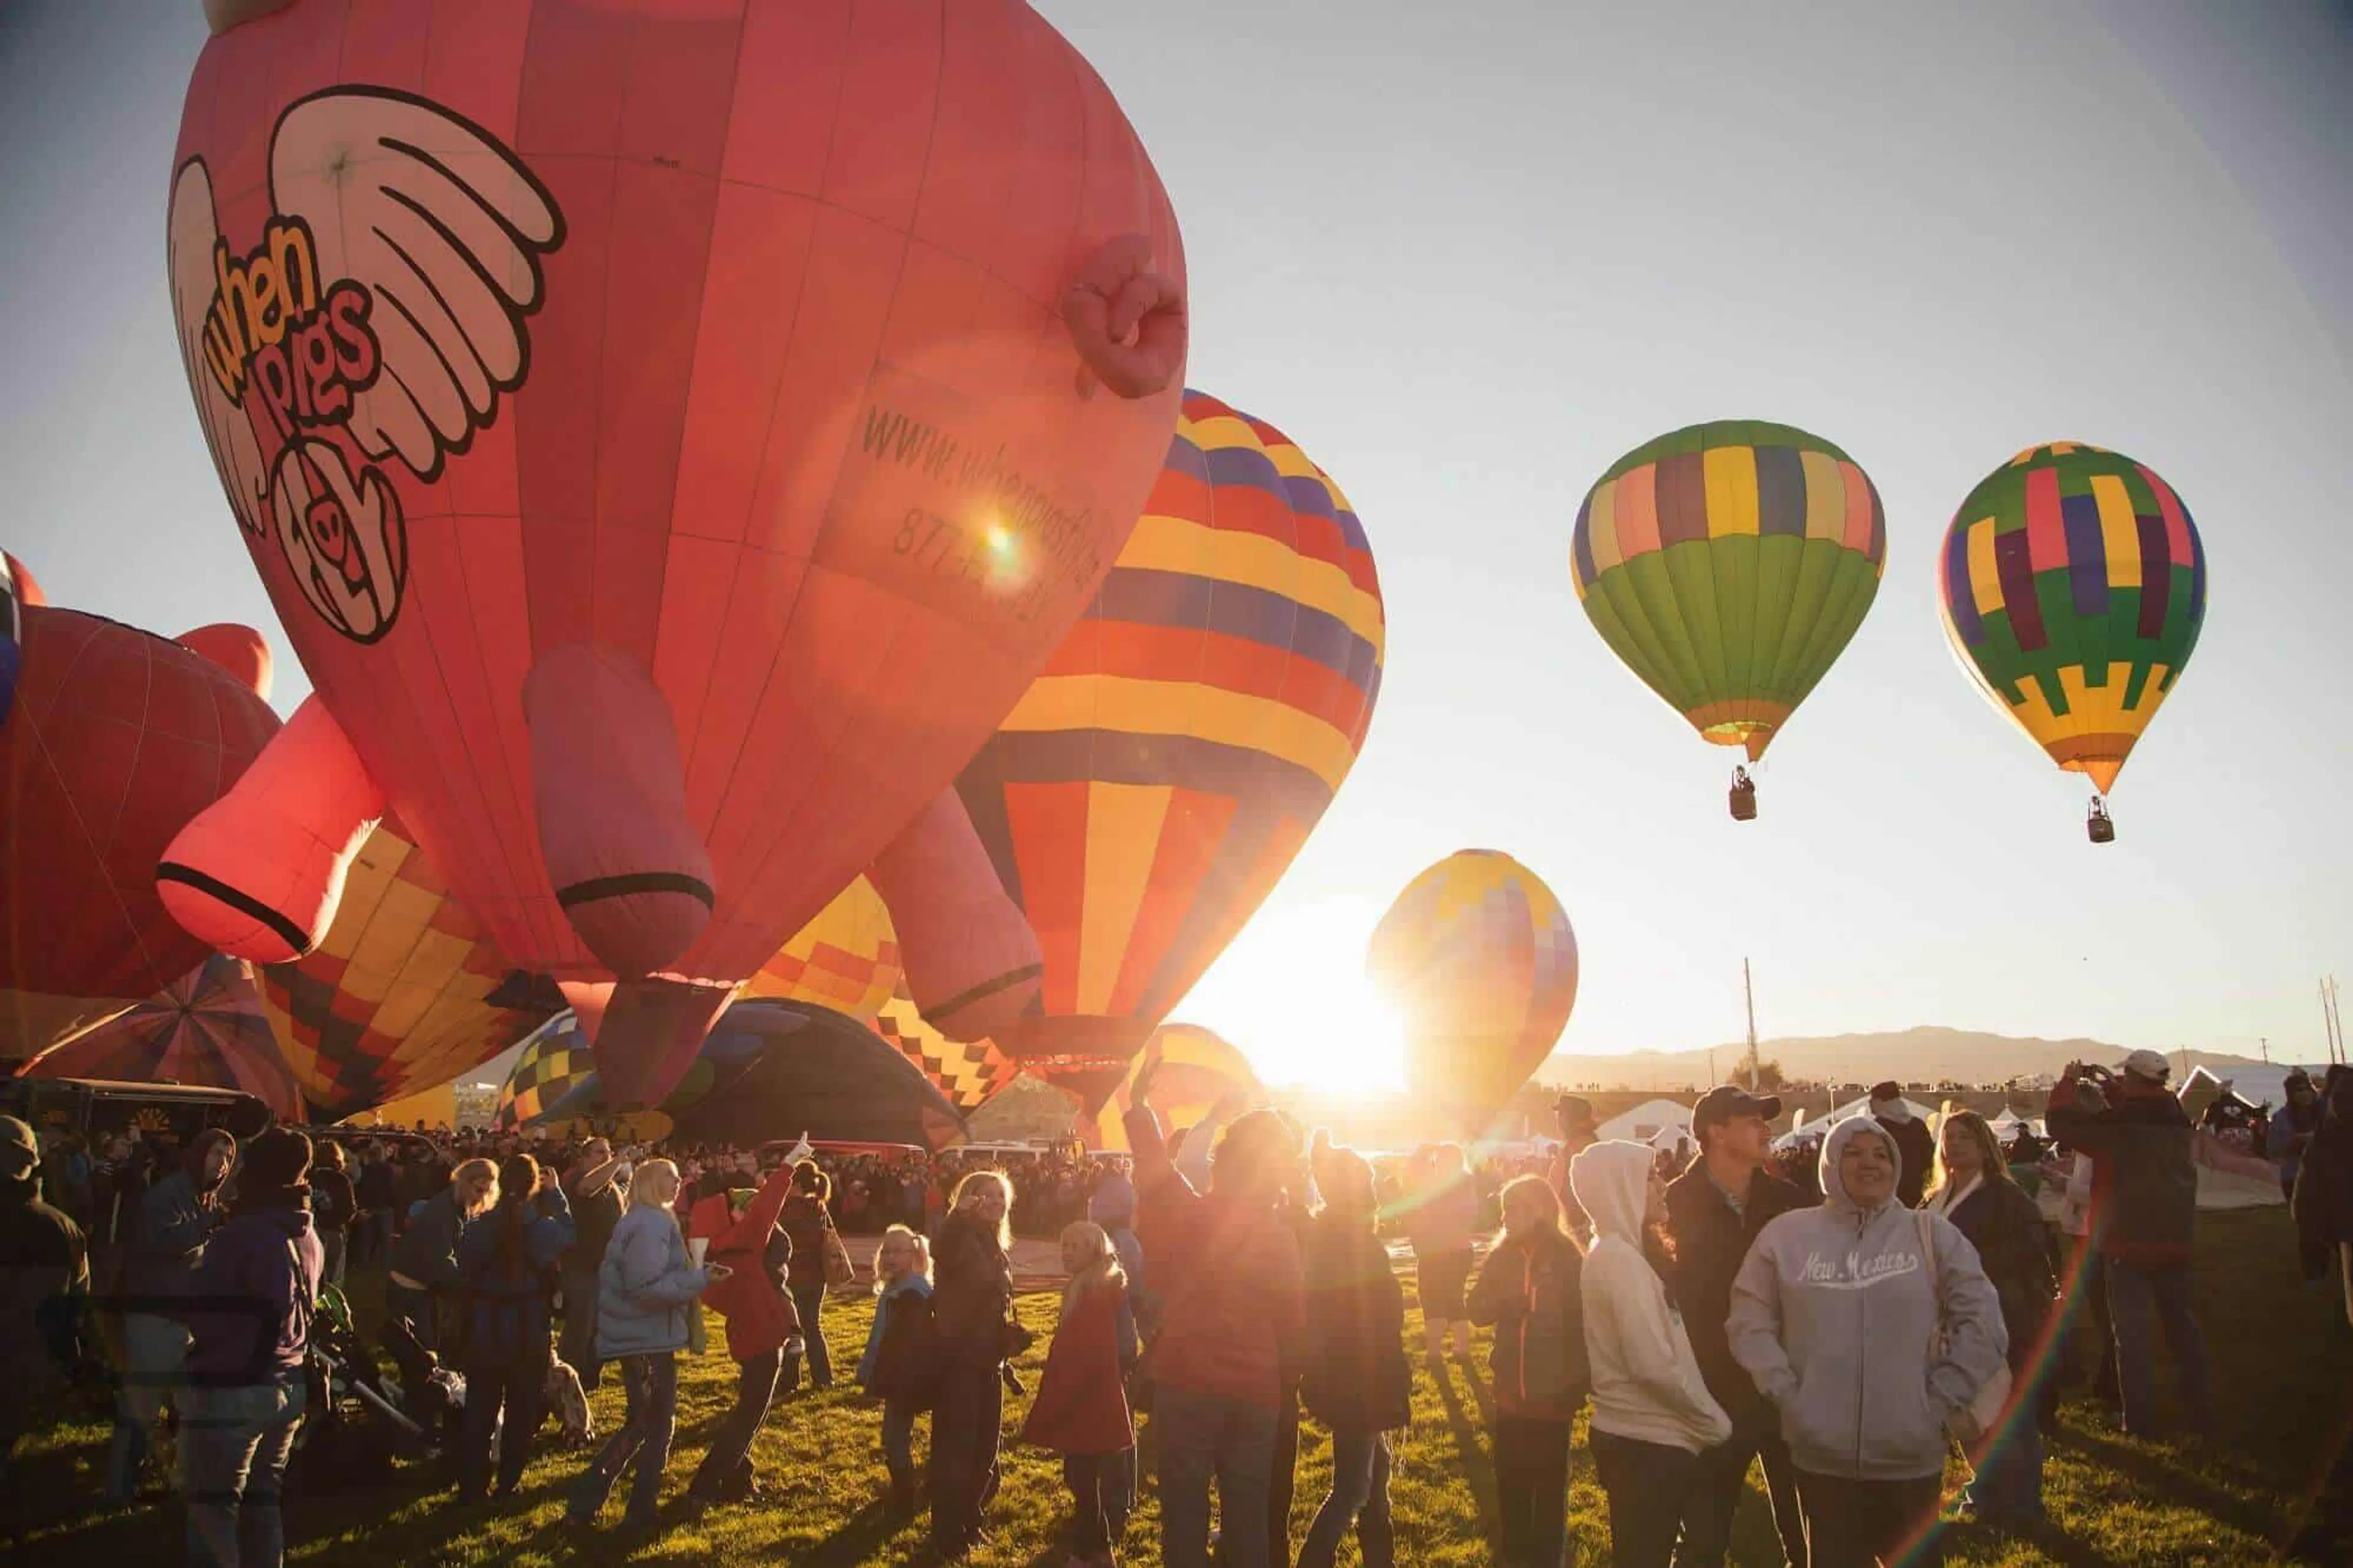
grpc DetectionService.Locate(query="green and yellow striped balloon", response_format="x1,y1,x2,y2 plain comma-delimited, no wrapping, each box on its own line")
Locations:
1572,422,1885,763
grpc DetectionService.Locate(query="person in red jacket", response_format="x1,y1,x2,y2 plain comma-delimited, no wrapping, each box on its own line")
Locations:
683,1161,805,1514
1124,1068,1307,1568
1022,1221,1135,1567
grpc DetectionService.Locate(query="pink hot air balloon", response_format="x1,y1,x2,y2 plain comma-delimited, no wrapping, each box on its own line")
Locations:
157,0,1186,1106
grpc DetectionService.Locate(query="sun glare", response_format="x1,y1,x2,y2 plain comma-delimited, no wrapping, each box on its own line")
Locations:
1178,896,1408,1093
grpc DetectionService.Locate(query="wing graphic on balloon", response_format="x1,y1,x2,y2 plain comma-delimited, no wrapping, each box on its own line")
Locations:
269,88,561,481
165,88,562,643
167,161,269,541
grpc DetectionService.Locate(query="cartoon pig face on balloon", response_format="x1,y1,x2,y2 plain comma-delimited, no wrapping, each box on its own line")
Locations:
163,0,1187,1105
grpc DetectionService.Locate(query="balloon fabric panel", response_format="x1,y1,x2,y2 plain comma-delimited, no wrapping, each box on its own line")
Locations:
1370,850,1578,1127
1937,444,2205,793
957,390,1384,1101
255,821,562,1121
1078,1023,1258,1153
167,1,1186,1107
1574,422,1883,761
872,990,1018,1114
29,956,303,1123
736,875,902,1026
493,1011,596,1131
1,607,278,1055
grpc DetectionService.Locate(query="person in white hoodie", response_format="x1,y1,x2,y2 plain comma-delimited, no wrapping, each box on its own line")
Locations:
1571,1140,1733,1568
1728,1116,2007,1568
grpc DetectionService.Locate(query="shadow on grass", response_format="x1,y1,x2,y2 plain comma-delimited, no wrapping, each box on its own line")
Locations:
2048,1424,2281,1547
798,1496,906,1567
1427,1355,1499,1553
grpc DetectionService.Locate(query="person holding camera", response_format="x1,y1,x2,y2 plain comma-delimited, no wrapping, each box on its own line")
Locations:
930,1169,1020,1561
2046,1053,2214,1441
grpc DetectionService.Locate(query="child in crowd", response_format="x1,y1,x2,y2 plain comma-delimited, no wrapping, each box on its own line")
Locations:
857,1224,936,1515
1022,1221,1135,1568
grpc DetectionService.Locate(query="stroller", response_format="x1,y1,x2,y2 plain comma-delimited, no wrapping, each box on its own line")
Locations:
292,1284,464,1491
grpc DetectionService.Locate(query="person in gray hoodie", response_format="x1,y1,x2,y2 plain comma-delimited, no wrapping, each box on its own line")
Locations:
1728,1116,2007,1568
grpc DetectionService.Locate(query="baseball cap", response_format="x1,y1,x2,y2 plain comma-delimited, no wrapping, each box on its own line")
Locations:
1555,1094,1597,1131
0,1115,38,1176
1692,1085,1783,1137
2118,1048,2171,1082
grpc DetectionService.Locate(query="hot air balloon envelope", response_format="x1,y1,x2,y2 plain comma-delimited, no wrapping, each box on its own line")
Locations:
1573,422,1884,764
958,390,1384,1110
1936,442,2207,796
166,0,1188,1108
1369,850,1577,1134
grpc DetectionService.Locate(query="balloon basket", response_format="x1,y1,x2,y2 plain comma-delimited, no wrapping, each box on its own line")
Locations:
2086,796,2115,844
1729,767,1757,822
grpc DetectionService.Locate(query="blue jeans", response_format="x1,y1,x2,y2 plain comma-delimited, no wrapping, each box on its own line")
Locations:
1297,1426,1392,1568
108,1311,191,1498
2105,1259,2215,1437
569,1352,677,1526
1963,1368,2046,1526
782,1282,832,1390
881,1396,921,1489
1154,1384,1278,1568
182,1381,305,1568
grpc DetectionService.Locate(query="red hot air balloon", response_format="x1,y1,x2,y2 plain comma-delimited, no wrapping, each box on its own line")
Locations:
2,583,280,1058
159,0,1188,1108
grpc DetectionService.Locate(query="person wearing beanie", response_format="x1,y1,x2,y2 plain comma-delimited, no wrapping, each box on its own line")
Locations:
108,1126,236,1499
181,1127,325,1568
0,1115,88,1491
1295,1135,1411,1568
1866,1085,1936,1210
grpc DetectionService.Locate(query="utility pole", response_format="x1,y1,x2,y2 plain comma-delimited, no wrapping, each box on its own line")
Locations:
2260,1036,2269,1064
1743,957,1760,1092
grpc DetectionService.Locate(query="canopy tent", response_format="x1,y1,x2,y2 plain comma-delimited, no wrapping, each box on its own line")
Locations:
1795,1092,1941,1132
1596,1098,1693,1145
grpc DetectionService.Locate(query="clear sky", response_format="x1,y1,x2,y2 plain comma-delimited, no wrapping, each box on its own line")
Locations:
5,2,2349,1089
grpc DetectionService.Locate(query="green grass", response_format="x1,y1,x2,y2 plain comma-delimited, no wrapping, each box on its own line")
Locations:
9,1210,2349,1564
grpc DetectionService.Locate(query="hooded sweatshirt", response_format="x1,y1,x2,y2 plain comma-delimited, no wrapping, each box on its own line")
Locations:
1569,1140,1731,1455
184,1198,323,1388
1727,1116,2007,1481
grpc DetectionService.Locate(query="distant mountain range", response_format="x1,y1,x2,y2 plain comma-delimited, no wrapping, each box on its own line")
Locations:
1539,1026,2288,1091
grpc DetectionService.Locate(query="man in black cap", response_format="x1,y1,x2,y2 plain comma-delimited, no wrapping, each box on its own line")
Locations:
1665,1086,1813,1568
1866,1082,1936,1210
1547,1094,1601,1244
0,1115,88,1490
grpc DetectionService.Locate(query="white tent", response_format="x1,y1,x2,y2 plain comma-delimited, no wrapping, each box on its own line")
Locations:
1597,1098,1693,1146
1796,1093,1940,1132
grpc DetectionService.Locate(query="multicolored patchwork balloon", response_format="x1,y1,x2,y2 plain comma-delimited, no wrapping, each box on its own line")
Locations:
737,876,902,1028
957,390,1384,1113
871,988,1019,1115
28,955,303,1122
1573,422,1884,784
1938,443,2207,805
1369,850,1577,1133
492,1010,596,1131
254,819,563,1121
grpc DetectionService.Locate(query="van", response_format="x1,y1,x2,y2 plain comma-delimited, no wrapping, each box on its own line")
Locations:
0,1075,273,1155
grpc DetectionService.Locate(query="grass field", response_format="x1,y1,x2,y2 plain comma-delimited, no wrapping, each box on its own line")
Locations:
8,1208,2350,1566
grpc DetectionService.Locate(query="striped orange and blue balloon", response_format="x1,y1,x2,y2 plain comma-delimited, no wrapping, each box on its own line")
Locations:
1937,443,2206,793
955,390,1384,1112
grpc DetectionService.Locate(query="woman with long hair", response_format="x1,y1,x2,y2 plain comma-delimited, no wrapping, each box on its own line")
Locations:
1295,1137,1411,1568
1571,1141,1730,1567
778,1159,844,1392
1927,1109,2058,1531
455,1153,574,1502
1466,1174,1588,1568
930,1169,1017,1561
1021,1221,1135,1567
567,1159,719,1534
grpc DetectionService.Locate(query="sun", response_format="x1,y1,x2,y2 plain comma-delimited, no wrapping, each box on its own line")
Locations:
1176,896,1407,1093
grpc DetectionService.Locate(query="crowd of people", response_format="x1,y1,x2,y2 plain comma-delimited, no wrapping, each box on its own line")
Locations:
3,1047,2352,1567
